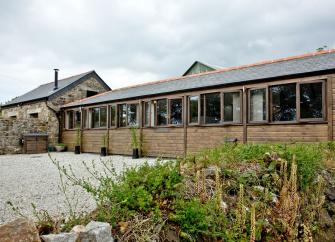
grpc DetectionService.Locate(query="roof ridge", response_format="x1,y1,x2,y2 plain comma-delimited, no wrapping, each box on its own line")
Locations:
39,70,94,86
63,49,335,108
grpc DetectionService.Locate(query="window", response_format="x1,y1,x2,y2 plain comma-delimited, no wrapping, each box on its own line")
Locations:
118,104,127,127
223,92,241,122
144,101,155,127
29,113,39,118
270,83,296,122
127,104,139,126
75,111,81,128
170,98,183,125
189,96,199,124
249,88,267,122
204,92,221,124
91,107,107,128
157,99,168,126
110,105,116,127
87,90,98,97
300,82,323,119
82,109,89,128
117,103,139,127
67,111,74,129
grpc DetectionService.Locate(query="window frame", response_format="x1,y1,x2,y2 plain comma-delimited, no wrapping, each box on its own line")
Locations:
109,104,117,128
248,87,269,124
90,106,108,129
117,102,140,128
66,110,75,129
201,92,222,125
269,83,298,124
298,80,326,122
222,90,243,124
143,101,155,127
169,98,183,126
188,95,201,125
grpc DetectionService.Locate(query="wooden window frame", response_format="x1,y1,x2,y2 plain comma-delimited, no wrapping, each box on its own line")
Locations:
298,80,326,122
188,95,200,125
169,98,184,126
117,102,140,128
143,101,154,127
109,104,117,128
202,92,222,125
90,106,108,129
248,87,269,124
269,83,298,124
65,110,75,130
222,90,243,124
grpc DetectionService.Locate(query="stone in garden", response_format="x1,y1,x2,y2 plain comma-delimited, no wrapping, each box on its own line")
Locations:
71,224,86,234
41,232,77,242
203,166,218,179
0,218,41,242
325,187,335,201
79,221,114,242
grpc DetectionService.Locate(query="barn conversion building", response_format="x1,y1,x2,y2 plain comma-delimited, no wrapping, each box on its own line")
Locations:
60,49,335,157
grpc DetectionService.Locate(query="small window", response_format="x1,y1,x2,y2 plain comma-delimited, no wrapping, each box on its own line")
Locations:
157,99,168,126
82,109,89,128
144,101,152,127
204,92,221,124
223,92,241,122
67,111,74,129
87,90,98,97
75,111,81,128
110,105,116,127
170,98,183,125
127,104,139,126
29,113,39,119
270,83,296,122
118,104,127,127
249,88,267,122
91,107,107,128
300,82,324,120
189,96,199,124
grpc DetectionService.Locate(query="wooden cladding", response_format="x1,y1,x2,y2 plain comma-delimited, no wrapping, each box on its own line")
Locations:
61,74,335,157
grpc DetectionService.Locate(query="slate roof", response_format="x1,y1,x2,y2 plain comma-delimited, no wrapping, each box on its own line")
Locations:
3,70,110,107
63,49,335,108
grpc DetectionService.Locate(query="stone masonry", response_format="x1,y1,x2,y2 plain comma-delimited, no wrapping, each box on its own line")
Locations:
1,76,109,154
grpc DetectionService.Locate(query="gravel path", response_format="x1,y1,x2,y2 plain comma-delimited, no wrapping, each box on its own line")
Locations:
0,152,157,225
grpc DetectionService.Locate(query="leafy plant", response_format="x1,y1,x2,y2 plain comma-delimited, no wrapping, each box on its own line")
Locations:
101,133,108,148
130,126,139,149
75,127,81,146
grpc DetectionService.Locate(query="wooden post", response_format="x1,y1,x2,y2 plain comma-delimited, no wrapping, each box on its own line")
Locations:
106,105,110,154
242,86,247,144
139,100,143,156
327,76,333,141
183,95,188,157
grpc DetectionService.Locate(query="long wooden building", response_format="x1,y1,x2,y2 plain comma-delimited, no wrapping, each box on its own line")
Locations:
61,50,335,157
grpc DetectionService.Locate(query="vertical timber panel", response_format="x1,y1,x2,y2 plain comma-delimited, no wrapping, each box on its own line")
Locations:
242,86,247,143
328,76,333,141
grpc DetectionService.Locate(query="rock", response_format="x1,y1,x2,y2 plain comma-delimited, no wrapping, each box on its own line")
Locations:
79,221,114,242
203,166,218,179
220,200,228,211
41,232,77,242
70,225,85,234
0,218,41,242
325,187,335,201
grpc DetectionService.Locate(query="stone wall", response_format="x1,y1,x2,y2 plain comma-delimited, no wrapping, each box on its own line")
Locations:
0,118,48,154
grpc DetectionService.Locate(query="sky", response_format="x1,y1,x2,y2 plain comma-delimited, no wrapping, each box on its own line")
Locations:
0,0,335,103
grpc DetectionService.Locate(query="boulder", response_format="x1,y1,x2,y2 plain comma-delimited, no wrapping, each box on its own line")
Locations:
41,233,77,242
79,221,114,242
0,218,41,242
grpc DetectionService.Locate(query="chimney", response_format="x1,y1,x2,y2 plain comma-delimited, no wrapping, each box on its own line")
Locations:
53,68,59,90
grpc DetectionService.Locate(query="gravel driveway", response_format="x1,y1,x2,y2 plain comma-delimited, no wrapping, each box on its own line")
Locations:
0,152,157,225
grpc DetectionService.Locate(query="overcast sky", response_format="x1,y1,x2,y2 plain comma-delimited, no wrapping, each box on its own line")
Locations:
0,0,334,103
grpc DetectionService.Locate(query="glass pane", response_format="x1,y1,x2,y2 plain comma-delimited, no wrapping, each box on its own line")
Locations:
92,108,100,128
224,92,241,122
127,104,138,126
157,99,167,126
82,109,88,128
144,102,150,126
170,99,183,125
68,111,74,129
189,96,199,123
300,82,323,119
100,107,107,127
110,105,116,127
75,111,81,128
271,83,296,121
205,92,221,124
119,104,127,127
250,88,266,122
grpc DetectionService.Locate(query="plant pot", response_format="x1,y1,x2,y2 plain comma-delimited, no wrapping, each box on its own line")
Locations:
74,145,81,154
55,145,65,152
132,148,139,159
100,147,107,156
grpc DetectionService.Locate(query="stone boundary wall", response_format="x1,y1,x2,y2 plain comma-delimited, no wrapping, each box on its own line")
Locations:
0,118,48,154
